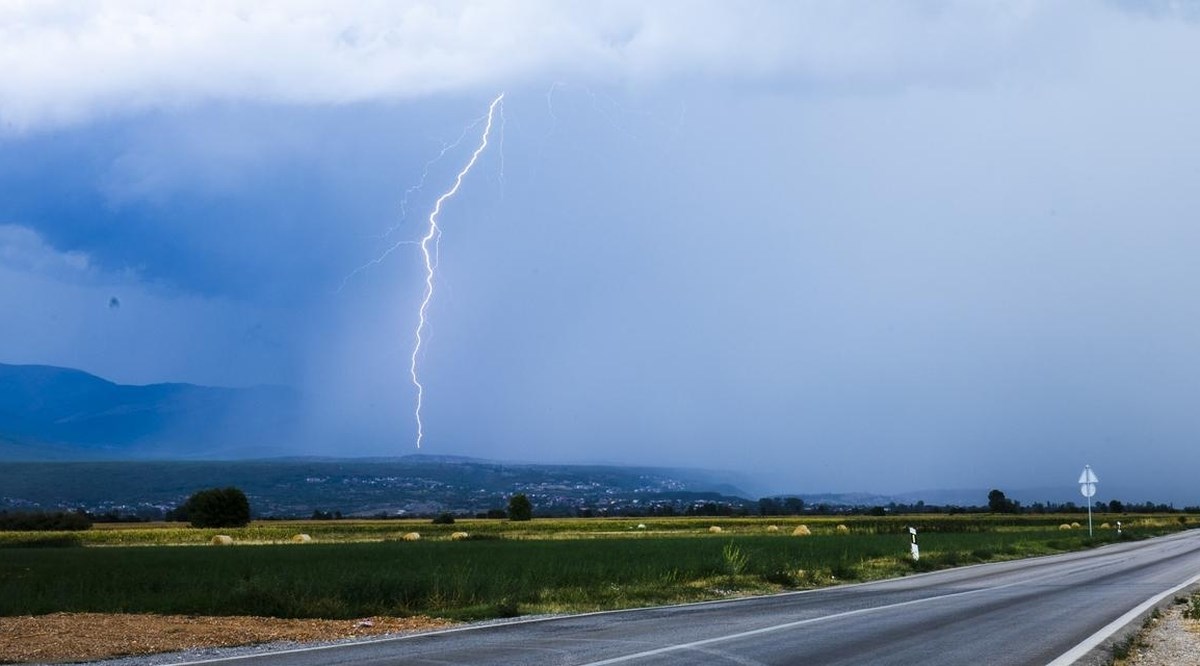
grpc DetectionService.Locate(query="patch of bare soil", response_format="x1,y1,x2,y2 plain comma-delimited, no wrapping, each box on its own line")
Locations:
0,613,453,664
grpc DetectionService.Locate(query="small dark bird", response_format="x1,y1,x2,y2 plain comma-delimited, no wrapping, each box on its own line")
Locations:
108,296,120,309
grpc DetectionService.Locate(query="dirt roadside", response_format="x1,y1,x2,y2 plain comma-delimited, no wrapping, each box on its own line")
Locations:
0,613,453,664
13,604,1194,665
1122,603,1200,666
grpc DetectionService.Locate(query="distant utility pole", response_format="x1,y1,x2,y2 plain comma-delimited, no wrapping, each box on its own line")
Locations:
1078,465,1098,537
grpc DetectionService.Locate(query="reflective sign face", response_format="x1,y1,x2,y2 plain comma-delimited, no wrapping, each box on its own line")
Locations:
1081,482,1096,498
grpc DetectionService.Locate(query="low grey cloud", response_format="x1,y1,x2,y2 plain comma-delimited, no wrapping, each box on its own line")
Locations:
0,2,1171,131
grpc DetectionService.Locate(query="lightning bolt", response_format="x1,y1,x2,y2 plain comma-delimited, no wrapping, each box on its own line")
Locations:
336,127,482,294
411,93,504,448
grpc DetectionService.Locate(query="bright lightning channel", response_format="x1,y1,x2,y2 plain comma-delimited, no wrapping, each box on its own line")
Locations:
411,93,504,448
336,127,480,294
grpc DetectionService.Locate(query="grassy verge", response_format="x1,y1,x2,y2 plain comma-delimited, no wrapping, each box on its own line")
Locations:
0,520,1187,621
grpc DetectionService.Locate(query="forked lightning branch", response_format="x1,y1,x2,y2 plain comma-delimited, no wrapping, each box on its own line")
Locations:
409,93,505,448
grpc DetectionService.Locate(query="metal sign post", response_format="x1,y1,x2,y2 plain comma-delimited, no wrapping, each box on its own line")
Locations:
1078,465,1098,537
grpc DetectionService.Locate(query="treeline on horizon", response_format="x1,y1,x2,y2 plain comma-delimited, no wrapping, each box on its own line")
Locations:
6,498,1199,530
0,509,92,531
753,495,1200,518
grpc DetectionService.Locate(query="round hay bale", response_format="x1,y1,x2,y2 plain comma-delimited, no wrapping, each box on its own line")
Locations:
708,526,723,533
835,524,850,535
1100,522,1110,529
1070,522,1081,529
637,523,647,530
1058,524,1072,530
291,534,312,543
766,525,780,533
792,525,812,537
210,535,234,546
450,531,470,540
402,532,421,541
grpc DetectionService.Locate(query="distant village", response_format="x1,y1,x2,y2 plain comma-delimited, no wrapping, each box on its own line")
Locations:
5,467,1196,523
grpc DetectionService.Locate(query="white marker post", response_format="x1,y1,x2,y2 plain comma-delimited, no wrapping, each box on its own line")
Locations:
1078,465,1098,537
908,526,919,561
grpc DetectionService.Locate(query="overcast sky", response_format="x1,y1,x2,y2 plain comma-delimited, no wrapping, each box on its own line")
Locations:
3,1,1199,501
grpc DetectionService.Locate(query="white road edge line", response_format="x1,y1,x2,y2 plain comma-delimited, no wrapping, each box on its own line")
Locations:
162,571,1026,666
158,532,1194,666
577,572,1065,666
157,554,1013,666
1045,570,1200,666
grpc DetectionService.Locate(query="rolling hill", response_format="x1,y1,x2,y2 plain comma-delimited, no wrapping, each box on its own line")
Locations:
0,363,299,460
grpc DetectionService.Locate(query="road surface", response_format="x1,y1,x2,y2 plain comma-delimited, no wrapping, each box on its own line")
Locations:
177,529,1200,666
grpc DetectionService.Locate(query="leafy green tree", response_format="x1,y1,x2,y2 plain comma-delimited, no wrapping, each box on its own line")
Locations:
783,497,806,515
180,487,251,528
987,489,1018,514
758,498,780,516
507,493,533,521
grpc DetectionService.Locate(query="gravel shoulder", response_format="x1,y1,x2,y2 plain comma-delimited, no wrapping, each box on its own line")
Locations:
1123,603,1200,666
0,613,453,665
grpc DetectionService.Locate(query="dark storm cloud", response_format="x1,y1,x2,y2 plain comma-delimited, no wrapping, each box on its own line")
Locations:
2,3,1199,502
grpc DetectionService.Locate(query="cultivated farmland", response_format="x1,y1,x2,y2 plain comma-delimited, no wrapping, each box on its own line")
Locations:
2,515,1192,620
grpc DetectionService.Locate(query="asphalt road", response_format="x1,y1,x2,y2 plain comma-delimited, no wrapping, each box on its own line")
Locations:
179,529,1200,666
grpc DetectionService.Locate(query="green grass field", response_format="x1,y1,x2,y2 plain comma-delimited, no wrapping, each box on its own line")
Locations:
0,515,1191,620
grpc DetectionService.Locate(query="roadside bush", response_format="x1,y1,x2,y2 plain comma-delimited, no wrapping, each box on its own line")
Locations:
721,541,748,576
179,487,251,528
1186,595,1200,620
760,569,799,587
491,600,520,618
830,560,858,580
970,548,994,561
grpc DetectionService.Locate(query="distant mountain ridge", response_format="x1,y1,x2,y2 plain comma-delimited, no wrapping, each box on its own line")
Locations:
0,364,1144,507
0,363,299,460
